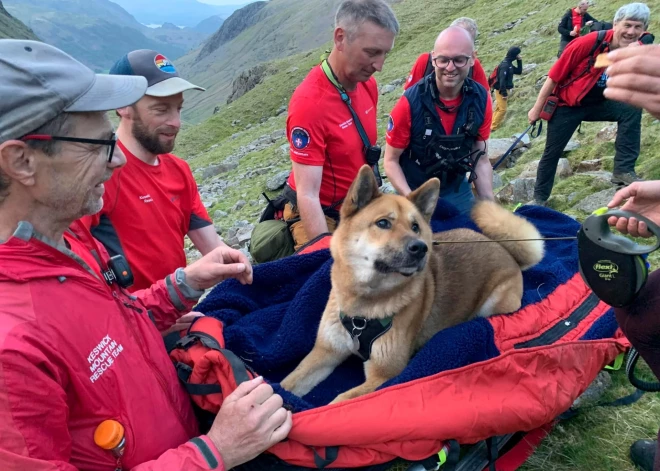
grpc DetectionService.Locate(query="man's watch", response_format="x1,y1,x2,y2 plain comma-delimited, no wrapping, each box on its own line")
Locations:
174,267,206,300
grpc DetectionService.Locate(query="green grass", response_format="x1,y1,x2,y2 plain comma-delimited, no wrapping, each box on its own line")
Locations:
173,0,660,468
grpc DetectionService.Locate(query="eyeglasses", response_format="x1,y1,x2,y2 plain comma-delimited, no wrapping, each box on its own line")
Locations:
20,133,117,163
432,55,472,69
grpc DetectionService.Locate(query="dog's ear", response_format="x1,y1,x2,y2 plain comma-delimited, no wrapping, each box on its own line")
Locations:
408,177,440,222
341,165,381,218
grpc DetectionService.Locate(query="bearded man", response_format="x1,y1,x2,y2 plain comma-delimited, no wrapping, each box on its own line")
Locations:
85,49,241,293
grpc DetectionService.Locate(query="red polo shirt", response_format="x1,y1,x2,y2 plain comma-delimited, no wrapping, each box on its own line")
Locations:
83,141,212,291
285,64,379,208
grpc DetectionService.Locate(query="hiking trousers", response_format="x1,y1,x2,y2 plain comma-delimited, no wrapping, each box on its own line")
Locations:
615,270,660,470
491,91,508,131
533,100,642,202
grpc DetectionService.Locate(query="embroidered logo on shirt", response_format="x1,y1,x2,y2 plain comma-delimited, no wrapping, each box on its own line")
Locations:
88,334,124,383
291,127,311,149
139,194,153,204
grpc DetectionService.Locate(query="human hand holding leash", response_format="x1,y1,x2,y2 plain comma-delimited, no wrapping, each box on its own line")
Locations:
604,44,660,119
207,376,292,469
607,181,660,238
183,246,253,290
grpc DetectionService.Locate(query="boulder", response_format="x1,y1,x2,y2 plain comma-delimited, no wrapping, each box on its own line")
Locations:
496,178,536,204
266,170,290,191
595,123,617,142
577,159,605,172
572,187,618,213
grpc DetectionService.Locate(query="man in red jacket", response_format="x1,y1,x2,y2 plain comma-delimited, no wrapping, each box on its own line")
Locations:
557,0,597,57
0,39,291,471
403,17,490,92
528,2,650,205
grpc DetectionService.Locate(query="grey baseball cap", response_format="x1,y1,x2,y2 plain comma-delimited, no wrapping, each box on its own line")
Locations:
109,49,205,97
0,40,148,142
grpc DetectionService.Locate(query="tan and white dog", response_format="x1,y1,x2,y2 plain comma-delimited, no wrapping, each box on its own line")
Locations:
280,165,545,404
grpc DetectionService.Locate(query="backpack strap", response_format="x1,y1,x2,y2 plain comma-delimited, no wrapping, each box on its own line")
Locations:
558,30,609,91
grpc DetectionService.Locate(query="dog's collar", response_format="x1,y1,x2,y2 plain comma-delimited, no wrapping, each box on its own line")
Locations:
339,311,394,362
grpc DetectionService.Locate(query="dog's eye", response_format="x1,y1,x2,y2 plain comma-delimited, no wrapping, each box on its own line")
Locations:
411,223,420,233
376,219,391,229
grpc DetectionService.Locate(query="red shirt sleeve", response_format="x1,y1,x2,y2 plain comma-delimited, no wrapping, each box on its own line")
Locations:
548,33,596,83
403,53,431,90
472,59,490,93
286,91,327,166
478,92,493,141
386,96,412,149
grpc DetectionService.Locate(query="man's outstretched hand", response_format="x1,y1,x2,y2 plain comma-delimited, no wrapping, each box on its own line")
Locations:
184,246,253,290
604,45,660,119
607,181,660,238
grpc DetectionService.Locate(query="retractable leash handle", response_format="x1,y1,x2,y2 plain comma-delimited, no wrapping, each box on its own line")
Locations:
578,208,660,307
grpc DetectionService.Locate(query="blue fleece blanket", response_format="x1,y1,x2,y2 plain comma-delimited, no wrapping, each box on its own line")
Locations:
197,201,617,411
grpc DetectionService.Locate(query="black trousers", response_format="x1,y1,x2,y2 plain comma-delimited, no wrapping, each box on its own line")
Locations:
615,270,660,470
534,100,642,202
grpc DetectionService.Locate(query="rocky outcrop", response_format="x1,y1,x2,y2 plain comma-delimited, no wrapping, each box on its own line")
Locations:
196,1,268,62
0,0,39,40
227,64,268,104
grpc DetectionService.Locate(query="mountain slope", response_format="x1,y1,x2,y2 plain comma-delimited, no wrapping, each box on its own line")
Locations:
193,14,225,34
196,1,267,61
0,0,37,39
177,0,350,122
4,0,189,71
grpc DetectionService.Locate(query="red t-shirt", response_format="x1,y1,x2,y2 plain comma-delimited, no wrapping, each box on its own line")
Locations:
83,141,212,291
286,65,378,207
386,91,492,149
403,53,490,92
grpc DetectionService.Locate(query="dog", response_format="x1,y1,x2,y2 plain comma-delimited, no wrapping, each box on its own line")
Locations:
280,165,545,404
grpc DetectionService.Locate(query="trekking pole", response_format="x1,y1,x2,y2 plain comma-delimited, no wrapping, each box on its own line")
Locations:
491,120,543,171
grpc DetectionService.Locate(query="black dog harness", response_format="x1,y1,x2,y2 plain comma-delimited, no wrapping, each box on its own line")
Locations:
339,311,393,361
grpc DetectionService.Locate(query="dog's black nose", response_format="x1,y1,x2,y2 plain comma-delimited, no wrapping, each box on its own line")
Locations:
406,239,428,259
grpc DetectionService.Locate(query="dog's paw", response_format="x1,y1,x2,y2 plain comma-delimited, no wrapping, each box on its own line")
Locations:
329,391,353,405
279,376,296,393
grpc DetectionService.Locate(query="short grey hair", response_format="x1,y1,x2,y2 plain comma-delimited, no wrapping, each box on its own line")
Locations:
614,2,651,27
335,0,400,40
450,17,478,40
